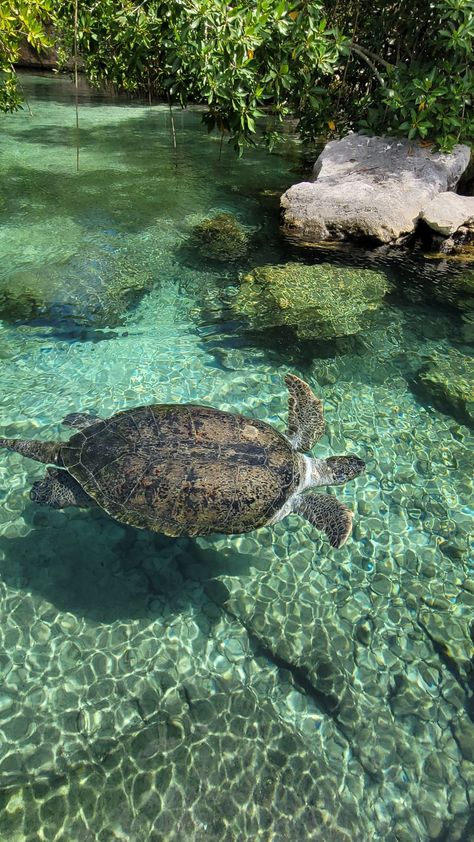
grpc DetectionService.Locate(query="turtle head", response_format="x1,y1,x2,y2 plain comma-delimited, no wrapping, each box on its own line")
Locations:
311,455,365,487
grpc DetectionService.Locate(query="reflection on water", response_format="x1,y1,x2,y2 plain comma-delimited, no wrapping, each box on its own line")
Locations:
0,73,473,841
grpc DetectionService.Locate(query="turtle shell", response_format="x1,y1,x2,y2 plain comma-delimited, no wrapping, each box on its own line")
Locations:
59,404,301,536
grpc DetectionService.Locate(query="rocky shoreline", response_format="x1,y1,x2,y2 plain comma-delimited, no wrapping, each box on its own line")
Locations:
281,135,474,255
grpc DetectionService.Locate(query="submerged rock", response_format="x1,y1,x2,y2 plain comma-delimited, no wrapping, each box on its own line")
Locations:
0,218,155,328
417,349,474,427
430,269,474,342
187,212,249,262
281,135,471,245
453,713,474,763
0,256,153,328
233,262,390,339
430,267,474,311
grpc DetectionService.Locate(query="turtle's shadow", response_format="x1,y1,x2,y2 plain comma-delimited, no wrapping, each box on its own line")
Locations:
0,501,251,623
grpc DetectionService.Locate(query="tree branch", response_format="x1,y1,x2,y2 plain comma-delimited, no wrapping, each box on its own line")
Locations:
349,44,386,87
350,42,392,71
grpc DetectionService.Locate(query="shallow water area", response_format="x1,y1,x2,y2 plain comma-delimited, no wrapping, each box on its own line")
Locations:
0,74,473,841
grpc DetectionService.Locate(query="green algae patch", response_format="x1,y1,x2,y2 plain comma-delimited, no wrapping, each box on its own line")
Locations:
418,349,474,427
188,212,249,262
233,262,390,339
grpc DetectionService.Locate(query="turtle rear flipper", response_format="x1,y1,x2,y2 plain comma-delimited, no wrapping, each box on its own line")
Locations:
285,373,324,452
293,493,353,548
0,438,60,464
30,468,92,509
62,412,100,429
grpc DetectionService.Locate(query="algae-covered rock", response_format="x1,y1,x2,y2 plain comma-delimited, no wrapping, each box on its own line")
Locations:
233,262,390,339
0,217,155,328
77,259,154,326
0,276,45,321
188,212,249,262
418,349,474,426
0,257,153,328
438,227,474,261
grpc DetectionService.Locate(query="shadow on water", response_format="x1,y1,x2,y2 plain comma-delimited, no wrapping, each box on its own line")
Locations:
1,117,291,232
199,295,464,388
26,325,125,343
0,499,251,623
0,162,200,234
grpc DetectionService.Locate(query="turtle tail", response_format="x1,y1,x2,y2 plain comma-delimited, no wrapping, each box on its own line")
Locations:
0,438,61,465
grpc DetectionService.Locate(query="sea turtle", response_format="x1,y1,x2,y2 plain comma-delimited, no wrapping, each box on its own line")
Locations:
0,374,365,548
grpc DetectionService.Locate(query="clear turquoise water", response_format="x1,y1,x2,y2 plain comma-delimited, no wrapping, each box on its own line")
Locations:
0,74,473,841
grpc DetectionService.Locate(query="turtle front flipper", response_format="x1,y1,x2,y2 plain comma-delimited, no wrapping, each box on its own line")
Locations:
62,412,100,429
30,468,92,509
0,438,60,464
285,373,324,452
292,493,353,548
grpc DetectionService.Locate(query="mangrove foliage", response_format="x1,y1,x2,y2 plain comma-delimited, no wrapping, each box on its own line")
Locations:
2,0,473,152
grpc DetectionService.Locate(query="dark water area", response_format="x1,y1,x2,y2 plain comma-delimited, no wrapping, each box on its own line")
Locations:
0,73,473,841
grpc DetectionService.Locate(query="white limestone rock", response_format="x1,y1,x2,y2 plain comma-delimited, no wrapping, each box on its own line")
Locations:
421,192,474,235
280,134,471,244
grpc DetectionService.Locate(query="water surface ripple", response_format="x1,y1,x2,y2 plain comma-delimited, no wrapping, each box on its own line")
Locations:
0,74,473,842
